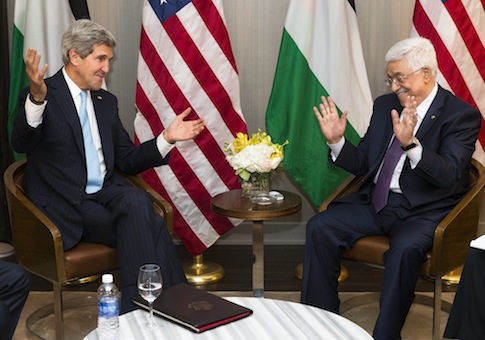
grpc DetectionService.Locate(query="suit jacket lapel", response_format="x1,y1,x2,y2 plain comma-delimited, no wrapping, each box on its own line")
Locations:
415,85,445,140
91,91,113,172
49,71,85,155
368,99,401,178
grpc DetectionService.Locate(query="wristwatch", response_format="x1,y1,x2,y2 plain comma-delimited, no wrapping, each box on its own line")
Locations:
401,137,419,151
29,93,45,105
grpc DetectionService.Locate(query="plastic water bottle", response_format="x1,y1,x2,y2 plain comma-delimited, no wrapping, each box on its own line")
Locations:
97,273,120,340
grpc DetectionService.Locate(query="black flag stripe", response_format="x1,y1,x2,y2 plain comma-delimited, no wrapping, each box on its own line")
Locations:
69,0,90,20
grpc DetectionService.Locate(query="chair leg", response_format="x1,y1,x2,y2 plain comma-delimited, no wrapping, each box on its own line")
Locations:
432,277,442,340
294,262,349,283
53,283,64,340
341,288,451,339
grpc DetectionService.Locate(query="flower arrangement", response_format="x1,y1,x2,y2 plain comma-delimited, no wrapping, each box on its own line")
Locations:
225,130,288,197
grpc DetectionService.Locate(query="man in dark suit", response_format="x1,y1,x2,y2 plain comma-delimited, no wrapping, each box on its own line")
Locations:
11,19,206,313
0,261,31,340
444,245,485,340
300,37,481,340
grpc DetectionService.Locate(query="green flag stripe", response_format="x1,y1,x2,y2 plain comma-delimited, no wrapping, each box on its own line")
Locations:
7,25,28,160
266,29,360,209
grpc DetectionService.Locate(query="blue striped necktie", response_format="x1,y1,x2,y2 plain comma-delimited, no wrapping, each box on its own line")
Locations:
79,91,103,193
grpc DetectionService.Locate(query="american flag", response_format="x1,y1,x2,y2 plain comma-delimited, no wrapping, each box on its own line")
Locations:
134,0,247,256
411,0,485,164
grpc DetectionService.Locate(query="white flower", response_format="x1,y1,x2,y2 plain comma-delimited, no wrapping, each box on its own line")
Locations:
228,144,281,174
224,130,288,181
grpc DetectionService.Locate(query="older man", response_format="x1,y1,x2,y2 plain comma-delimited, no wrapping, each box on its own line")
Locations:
300,37,481,339
12,20,206,313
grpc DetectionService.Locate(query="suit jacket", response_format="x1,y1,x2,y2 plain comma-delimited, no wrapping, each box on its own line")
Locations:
332,85,481,220
11,70,169,249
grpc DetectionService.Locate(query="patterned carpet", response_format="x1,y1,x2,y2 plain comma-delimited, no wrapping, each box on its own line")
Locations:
13,290,455,340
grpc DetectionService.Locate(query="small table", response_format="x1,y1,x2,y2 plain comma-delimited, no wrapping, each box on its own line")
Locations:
211,190,301,297
83,297,373,339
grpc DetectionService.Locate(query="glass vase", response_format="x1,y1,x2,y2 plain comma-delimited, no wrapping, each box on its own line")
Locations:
240,179,253,197
249,172,275,205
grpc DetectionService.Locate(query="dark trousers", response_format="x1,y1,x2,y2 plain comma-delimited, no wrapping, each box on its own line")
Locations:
300,193,440,340
0,261,31,340
80,181,187,313
444,247,485,340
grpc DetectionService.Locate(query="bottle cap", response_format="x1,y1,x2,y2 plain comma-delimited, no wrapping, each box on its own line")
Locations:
101,273,113,284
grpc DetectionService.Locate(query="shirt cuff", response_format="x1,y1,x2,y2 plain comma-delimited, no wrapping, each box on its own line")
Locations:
25,95,46,128
405,144,423,169
156,131,175,158
327,137,345,161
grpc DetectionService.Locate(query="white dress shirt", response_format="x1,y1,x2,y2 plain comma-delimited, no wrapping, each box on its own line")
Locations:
24,68,174,177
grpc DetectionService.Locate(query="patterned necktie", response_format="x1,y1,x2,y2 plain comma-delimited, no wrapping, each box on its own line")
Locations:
79,91,103,194
371,136,403,213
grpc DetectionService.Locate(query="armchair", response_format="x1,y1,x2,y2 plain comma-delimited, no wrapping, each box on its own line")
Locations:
4,159,173,339
296,158,485,340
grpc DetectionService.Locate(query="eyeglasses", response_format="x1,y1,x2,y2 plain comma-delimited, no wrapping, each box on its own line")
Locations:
385,68,423,87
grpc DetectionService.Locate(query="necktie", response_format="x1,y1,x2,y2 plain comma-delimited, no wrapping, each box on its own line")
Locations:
371,136,403,213
79,91,103,194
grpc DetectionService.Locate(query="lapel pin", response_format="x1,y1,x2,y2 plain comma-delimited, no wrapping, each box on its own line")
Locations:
97,96,103,100
431,115,436,119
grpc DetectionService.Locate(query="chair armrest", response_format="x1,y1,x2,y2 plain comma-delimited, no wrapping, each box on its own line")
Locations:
4,161,67,282
429,159,485,278
319,175,362,212
116,170,174,233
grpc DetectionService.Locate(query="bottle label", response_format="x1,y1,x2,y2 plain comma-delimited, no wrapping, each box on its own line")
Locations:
98,296,119,318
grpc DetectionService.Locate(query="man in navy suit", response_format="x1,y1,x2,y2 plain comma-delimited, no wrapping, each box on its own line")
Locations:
444,246,485,339
300,37,481,339
0,261,31,340
11,19,206,313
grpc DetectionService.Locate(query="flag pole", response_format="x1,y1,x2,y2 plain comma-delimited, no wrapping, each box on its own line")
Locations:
183,254,225,285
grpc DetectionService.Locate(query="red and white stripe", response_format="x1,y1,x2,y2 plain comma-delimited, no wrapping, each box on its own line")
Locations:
134,0,247,256
411,0,485,164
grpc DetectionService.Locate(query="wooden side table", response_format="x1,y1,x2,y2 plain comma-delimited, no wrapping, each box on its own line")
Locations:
211,190,301,297
0,242,16,262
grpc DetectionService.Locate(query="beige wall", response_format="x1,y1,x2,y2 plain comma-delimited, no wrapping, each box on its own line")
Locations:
7,1,482,244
